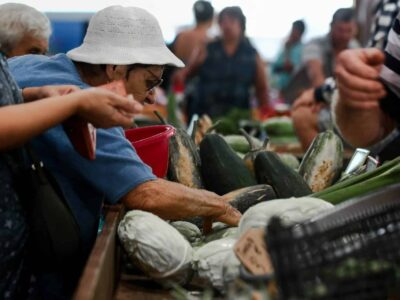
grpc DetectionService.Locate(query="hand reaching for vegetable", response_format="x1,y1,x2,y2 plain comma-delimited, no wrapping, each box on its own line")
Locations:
122,179,242,226
74,88,143,128
22,85,81,102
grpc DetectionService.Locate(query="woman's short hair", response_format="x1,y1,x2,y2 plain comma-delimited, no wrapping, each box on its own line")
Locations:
0,3,51,54
218,6,246,33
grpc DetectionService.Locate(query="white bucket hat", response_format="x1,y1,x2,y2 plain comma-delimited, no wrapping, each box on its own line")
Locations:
67,6,184,67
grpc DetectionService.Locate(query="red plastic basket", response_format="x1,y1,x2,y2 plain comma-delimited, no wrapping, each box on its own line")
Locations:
124,125,175,178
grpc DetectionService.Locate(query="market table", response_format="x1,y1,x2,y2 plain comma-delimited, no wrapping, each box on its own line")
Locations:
73,204,174,300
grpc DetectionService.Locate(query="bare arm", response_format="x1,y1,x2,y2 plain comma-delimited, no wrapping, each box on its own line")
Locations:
254,53,269,107
334,48,393,147
0,87,142,150
306,59,326,87
121,179,241,226
172,46,207,84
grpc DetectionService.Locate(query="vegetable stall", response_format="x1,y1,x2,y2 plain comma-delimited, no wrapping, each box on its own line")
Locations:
73,113,400,299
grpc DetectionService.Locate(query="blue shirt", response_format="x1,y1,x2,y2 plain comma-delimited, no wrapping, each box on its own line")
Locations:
9,54,156,254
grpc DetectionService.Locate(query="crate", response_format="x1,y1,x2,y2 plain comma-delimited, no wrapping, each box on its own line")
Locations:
266,183,400,300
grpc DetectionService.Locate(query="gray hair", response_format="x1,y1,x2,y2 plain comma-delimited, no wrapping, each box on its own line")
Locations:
0,3,51,54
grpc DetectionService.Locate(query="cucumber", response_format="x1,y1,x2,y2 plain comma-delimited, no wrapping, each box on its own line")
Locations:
298,130,343,192
200,134,257,195
255,151,312,198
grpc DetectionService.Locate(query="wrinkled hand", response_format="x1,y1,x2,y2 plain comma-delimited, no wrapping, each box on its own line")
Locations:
75,88,143,128
335,48,387,110
124,179,242,227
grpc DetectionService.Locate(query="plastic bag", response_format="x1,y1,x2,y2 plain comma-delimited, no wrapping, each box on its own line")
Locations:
118,210,193,283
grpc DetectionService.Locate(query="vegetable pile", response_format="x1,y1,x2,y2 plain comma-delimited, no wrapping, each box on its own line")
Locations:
117,114,400,298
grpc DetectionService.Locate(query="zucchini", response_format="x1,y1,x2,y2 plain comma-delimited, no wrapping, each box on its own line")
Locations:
312,156,400,204
262,116,295,136
155,111,203,188
223,134,262,154
298,130,343,192
185,184,275,228
221,184,276,213
255,151,312,198
167,127,203,188
200,133,257,195
277,153,300,170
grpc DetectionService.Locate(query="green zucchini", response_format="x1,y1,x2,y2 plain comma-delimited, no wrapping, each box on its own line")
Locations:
155,111,203,188
262,116,295,136
221,184,277,212
277,153,300,170
255,151,312,198
185,184,276,228
298,130,343,192
167,127,203,188
223,134,262,154
200,133,257,195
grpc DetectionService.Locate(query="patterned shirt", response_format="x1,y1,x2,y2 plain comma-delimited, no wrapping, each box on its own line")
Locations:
0,53,36,299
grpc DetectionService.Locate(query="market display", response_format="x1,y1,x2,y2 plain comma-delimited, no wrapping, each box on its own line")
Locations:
116,115,400,299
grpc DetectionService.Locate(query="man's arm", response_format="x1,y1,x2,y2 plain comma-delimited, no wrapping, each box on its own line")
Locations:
254,53,269,107
121,179,241,226
306,59,326,87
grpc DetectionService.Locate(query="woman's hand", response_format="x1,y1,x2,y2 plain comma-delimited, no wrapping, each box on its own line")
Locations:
23,85,80,102
74,88,143,128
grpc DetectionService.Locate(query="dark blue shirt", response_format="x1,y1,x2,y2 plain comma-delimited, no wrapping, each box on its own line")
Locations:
191,38,258,117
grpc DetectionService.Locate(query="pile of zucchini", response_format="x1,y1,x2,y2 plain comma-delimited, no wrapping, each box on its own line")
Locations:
157,108,400,215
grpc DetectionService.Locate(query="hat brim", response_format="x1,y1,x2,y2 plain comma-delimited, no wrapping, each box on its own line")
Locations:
67,44,185,67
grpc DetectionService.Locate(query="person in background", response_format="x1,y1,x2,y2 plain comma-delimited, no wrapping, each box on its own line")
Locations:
290,1,400,152
0,3,51,57
291,7,359,150
161,0,214,100
334,10,400,162
9,6,240,298
271,20,306,94
176,6,269,119
0,50,143,299
302,7,359,88
172,0,214,63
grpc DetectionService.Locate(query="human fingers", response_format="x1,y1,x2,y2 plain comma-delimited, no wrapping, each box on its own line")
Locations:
336,48,384,80
214,203,241,226
337,83,384,110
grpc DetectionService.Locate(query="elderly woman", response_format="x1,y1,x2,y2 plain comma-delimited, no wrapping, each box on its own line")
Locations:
0,3,51,57
9,6,240,298
0,52,142,299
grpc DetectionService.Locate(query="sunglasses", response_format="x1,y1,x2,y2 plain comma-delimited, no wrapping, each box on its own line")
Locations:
145,68,164,92
125,65,164,92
